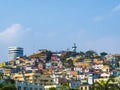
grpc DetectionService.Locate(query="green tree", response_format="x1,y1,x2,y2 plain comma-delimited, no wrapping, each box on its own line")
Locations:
46,50,52,61
92,78,120,90
100,52,107,60
100,52,107,57
60,83,70,90
85,50,97,59
60,58,66,66
2,76,15,85
1,85,16,90
0,73,3,80
79,51,85,58
67,59,74,68
0,77,17,90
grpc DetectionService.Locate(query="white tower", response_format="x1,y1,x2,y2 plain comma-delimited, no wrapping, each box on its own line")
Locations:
8,47,23,61
72,43,77,52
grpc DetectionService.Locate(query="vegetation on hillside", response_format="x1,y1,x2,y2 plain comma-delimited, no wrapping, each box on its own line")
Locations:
0,73,17,90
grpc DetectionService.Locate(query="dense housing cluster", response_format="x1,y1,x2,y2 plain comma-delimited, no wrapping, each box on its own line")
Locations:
0,46,120,90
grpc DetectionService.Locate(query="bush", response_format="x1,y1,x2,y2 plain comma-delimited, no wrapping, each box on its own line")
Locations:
1,85,17,90
49,87,57,90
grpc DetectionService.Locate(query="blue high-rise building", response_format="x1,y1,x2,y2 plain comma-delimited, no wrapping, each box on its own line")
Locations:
8,47,23,61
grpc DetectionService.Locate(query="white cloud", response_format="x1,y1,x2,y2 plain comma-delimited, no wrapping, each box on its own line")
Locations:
0,24,29,43
93,16,104,22
113,4,120,12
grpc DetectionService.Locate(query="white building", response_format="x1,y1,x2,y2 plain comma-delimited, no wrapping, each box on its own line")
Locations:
8,47,23,61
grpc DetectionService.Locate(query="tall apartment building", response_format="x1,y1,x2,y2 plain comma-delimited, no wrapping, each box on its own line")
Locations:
8,47,23,61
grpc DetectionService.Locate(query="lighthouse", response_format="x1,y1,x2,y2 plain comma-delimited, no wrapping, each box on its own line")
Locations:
72,43,77,53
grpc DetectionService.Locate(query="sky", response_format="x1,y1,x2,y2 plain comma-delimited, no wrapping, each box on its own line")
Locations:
0,0,120,62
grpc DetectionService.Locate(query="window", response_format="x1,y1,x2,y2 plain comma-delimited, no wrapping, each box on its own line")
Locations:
44,80,48,82
18,86,21,90
85,86,87,90
81,87,83,90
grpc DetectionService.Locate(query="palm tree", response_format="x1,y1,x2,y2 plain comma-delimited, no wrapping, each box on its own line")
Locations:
92,78,120,90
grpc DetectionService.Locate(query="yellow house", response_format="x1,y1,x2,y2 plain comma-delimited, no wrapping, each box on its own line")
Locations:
12,73,35,83
3,68,11,76
102,65,110,72
74,62,89,67
12,73,54,85
0,62,6,68
93,59,103,64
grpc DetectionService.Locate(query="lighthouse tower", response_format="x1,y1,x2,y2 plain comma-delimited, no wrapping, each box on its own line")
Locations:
72,43,77,53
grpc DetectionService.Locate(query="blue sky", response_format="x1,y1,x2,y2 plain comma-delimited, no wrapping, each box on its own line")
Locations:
0,0,120,61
